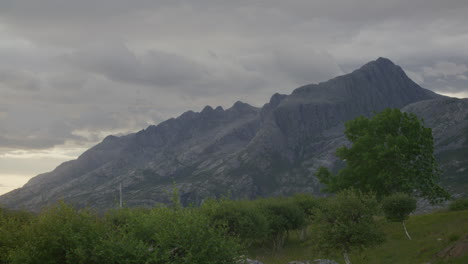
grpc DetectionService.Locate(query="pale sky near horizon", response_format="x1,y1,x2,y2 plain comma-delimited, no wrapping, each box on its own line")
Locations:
1,0,468,195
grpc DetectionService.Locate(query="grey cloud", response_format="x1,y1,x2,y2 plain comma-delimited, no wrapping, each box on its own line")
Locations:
0,69,42,91
0,0,467,152
422,62,468,78
400,60,468,94
63,44,208,88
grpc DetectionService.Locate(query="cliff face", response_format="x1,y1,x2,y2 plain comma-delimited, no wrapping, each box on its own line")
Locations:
1,57,456,211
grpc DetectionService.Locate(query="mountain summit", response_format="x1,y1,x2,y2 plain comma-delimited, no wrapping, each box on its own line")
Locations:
2,58,464,211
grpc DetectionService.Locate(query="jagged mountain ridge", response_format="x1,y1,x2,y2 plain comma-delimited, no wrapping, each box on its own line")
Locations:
1,57,461,211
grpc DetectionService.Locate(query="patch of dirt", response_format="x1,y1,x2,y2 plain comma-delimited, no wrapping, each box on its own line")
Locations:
435,235,468,259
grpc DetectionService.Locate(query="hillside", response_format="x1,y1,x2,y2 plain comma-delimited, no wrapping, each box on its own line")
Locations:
2,57,466,211
251,209,468,264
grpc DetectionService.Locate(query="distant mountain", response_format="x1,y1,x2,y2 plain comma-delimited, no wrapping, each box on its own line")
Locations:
2,57,465,212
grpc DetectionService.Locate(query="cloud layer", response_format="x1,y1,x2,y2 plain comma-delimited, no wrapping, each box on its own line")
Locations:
0,0,467,154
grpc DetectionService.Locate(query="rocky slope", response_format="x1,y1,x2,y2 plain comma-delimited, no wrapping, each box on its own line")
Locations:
2,57,463,211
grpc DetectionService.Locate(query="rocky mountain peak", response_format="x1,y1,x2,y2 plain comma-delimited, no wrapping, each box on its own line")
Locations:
1,57,463,212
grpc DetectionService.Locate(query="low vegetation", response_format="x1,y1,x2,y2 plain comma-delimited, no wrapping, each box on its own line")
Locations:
1,194,467,264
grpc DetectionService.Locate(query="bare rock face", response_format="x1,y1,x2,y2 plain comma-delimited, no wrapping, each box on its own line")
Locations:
1,57,462,212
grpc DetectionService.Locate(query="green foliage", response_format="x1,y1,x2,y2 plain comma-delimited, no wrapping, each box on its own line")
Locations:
8,202,101,264
202,199,269,246
250,210,468,264
0,207,34,264
317,108,450,203
291,194,321,222
255,197,306,251
448,198,468,211
314,190,385,259
382,193,417,222
1,202,243,264
132,207,243,264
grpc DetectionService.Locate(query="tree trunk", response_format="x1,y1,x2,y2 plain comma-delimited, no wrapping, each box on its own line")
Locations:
402,220,412,240
298,227,308,240
343,250,352,264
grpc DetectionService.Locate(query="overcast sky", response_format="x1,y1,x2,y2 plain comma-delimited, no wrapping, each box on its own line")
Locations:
1,0,468,194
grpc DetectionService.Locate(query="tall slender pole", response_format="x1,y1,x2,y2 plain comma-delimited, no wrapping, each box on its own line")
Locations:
119,183,122,208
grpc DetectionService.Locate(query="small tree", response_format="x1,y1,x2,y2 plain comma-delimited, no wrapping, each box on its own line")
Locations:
256,197,305,251
201,199,269,246
315,190,385,264
381,193,417,240
291,194,321,240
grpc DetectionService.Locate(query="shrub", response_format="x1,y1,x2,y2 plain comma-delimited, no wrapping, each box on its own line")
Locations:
291,194,322,240
0,208,35,264
8,202,102,264
381,193,417,240
133,207,243,264
202,199,269,246
448,198,468,211
255,197,305,251
315,190,385,264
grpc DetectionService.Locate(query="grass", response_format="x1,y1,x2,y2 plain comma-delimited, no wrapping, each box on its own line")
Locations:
248,209,468,264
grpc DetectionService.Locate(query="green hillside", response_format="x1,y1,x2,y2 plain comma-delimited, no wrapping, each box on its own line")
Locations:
250,209,468,264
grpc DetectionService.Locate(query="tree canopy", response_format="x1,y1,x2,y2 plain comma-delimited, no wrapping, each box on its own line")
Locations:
314,190,385,264
317,108,450,203
382,193,417,240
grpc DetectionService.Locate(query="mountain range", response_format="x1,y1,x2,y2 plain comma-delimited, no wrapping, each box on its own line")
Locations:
1,57,467,211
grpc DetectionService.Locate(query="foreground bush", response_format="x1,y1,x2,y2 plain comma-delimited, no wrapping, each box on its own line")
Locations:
202,199,269,246
8,202,101,264
0,207,34,264
448,198,468,211
255,197,305,251
314,190,385,264
291,194,322,240
381,193,417,240
3,203,243,264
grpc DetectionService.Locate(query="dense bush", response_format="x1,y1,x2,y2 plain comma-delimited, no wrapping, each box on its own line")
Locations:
448,198,468,211
381,193,417,240
314,190,385,264
291,194,322,240
1,202,243,264
202,199,269,246
382,193,417,222
255,197,305,251
0,207,34,264
7,202,102,264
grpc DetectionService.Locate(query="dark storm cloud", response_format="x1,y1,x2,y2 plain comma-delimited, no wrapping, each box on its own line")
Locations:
0,0,467,151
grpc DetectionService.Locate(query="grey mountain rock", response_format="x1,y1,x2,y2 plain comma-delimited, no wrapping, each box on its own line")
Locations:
1,57,464,212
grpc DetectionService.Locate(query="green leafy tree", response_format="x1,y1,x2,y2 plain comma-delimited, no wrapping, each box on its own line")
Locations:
255,197,305,251
317,108,450,203
315,190,385,264
0,207,34,263
201,199,269,246
8,202,102,264
381,193,417,240
291,194,322,240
